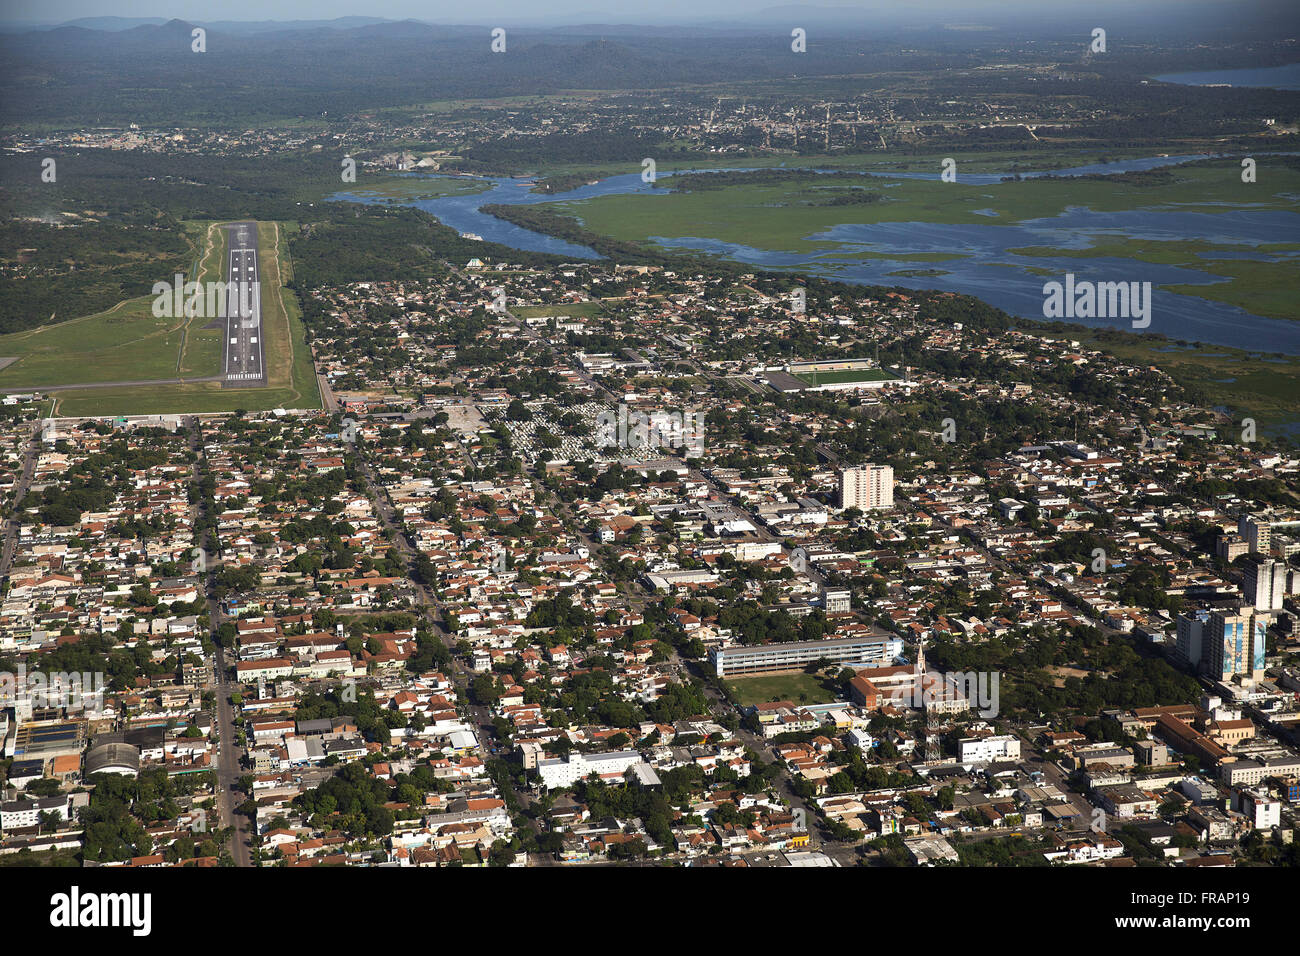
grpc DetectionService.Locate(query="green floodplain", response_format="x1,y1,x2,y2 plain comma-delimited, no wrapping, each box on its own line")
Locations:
540,158,1297,257
495,154,1299,437
342,174,492,203
347,158,1299,332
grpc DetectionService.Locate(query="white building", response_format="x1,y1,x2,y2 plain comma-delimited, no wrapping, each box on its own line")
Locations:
839,464,893,511
822,587,851,614
1244,556,1286,613
0,794,73,830
1238,789,1281,830
536,750,645,790
845,728,875,751
1047,836,1126,864
1238,514,1271,555
958,734,1021,764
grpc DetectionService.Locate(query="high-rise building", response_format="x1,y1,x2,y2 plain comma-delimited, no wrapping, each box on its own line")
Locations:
1244,556,1286,613
839,464,893,511
1238,514,1272,555
1207,607,1267,682
1216,534,1248,562
1175,609,1210,672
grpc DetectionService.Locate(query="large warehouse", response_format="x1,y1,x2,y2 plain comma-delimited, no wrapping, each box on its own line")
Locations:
84,741,142,777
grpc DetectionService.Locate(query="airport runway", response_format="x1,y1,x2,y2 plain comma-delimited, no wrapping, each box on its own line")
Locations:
223,221,266,388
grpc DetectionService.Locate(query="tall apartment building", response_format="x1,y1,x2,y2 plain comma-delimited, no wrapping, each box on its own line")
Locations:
1207,607,1267,682
1216,534,1249,562
1238,514,1271,555
839,464,893,511
1244,556,1286,613
1175,609,1210,672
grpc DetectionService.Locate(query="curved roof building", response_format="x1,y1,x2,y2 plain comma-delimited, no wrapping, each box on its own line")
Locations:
84,741,141,777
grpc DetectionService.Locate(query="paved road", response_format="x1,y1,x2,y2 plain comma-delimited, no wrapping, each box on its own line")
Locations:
355,458,547,848
186,417,253,866
316,367,339,412
210,641,253,867
223,221,266,388
0,425,41,575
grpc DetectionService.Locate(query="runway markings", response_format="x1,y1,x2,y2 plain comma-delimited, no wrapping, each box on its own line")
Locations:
222,224,269,388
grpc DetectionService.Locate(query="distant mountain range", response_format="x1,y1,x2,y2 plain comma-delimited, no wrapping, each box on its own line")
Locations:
3,2,1296,35
47,15,394,33
0,7,1292,127
2,15,397,34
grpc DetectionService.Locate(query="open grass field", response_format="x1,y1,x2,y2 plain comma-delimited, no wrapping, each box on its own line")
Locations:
177,220,228,377
257,219,322,409
49,379,317,417
0,295,192,387
793,367,897,385
513,300,607,319
0,220,228,389
13,219,322,418
344,174,492,202
725,672,843,707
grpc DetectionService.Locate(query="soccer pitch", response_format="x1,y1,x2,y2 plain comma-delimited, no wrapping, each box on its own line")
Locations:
792,367,897,386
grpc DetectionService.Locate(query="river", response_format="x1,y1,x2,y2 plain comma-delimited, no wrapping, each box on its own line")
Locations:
330,153,1300,353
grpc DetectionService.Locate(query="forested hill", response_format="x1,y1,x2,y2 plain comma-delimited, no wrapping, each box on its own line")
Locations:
3,14,1296,128
0,21,967,126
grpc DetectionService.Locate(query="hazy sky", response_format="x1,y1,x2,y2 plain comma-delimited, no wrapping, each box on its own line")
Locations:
10,0,845,24
3,0,1231,28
